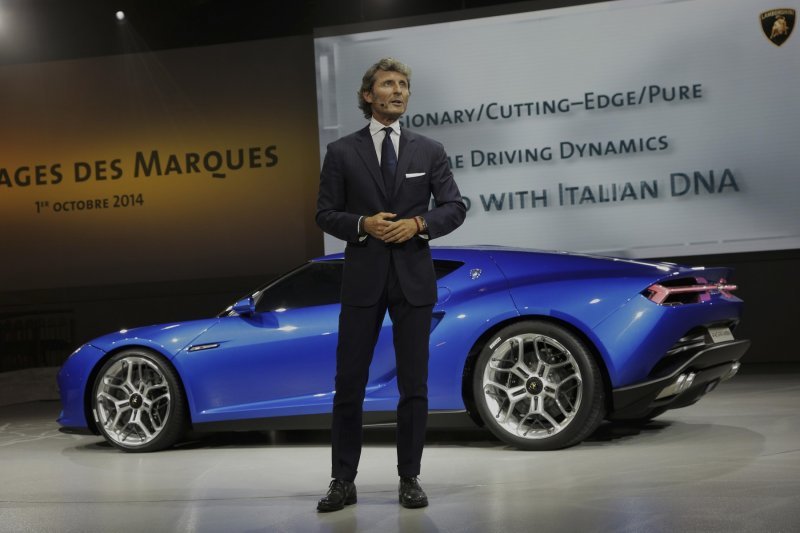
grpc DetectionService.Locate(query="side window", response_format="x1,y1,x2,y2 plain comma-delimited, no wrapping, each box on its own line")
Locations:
434,260,464,280
256,261,343,313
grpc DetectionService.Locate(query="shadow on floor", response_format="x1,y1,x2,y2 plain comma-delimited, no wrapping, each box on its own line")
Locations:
79,418,675,452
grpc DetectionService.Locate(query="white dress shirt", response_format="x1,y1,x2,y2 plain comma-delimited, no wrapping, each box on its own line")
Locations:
357,117,427,239
357,118,401,238
369,117,401,163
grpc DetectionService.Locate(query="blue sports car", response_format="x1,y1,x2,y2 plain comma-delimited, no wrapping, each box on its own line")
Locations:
57,247,749,452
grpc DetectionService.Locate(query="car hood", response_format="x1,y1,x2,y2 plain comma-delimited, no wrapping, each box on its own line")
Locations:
87,318,220,358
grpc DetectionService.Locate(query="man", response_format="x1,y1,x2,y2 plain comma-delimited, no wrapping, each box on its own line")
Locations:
315,58,466,511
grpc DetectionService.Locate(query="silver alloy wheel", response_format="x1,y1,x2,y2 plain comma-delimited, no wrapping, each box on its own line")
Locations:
95,355,172,447
482,333,583,440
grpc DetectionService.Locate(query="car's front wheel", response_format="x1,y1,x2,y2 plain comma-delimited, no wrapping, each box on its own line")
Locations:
92,349,187,452
472,320,605,450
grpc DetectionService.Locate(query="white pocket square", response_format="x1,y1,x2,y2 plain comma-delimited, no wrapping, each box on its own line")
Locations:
405,172,426,178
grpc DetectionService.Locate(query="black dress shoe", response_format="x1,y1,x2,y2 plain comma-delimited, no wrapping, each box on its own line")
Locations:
399,476,428,508
317,479,357,512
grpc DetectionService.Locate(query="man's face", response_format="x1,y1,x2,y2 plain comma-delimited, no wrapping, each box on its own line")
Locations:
363,69,410,124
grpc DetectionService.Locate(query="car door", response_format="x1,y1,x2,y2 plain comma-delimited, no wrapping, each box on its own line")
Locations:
180,260,397,422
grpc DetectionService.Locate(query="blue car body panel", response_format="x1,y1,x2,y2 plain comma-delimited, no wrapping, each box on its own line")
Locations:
89,319,219,358
176,306,343,422
57,246,745,433
57,343,106,429
485,248,741,387
56,319,218,428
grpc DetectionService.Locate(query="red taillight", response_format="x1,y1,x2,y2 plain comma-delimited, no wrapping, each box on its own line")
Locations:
644,278,738,305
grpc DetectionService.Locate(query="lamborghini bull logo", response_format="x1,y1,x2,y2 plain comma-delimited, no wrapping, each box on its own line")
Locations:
760,8,795,46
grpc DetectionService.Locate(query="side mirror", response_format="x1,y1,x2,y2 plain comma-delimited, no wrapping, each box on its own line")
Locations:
232,296,256,317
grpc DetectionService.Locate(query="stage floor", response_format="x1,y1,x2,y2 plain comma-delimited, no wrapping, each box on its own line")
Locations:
1,373,798,533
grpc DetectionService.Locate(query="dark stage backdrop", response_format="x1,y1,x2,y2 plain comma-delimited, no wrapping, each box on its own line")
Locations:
0,36,324,369
1,1,797,373
0,36,321,291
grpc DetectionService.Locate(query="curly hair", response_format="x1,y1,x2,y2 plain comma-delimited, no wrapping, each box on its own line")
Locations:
357,58,412,120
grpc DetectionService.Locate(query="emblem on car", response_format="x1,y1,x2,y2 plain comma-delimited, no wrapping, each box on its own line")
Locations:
525,377,543,395
130,394,143,409
470,268,482,280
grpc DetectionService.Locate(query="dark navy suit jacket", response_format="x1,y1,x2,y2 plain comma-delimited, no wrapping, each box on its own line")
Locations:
316,125,466,306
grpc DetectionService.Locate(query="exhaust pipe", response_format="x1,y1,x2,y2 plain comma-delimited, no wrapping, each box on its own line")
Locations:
656,372,697,399
721,361,741,382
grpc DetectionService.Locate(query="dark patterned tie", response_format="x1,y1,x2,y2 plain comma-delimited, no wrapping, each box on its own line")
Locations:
381,127,397,195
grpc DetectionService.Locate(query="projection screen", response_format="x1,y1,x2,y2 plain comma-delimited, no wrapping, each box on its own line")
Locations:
315,0,800,258
0,36,321,292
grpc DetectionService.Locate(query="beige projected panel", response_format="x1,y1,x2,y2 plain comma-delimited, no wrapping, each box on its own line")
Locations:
0,37,322,291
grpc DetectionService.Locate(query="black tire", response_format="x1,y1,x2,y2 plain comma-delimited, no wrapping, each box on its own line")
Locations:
91,348,188,452
472,320,605,450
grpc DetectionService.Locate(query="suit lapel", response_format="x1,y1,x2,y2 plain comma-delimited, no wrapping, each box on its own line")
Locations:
394,129,418,197
353,126,387,198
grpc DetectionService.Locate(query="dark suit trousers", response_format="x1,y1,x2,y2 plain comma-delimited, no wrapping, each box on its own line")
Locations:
331,257,433,481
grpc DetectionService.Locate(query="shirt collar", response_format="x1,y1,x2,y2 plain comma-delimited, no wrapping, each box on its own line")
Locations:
369,117,401,137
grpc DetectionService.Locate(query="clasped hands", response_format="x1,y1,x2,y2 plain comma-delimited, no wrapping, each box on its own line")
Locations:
363,212,419,243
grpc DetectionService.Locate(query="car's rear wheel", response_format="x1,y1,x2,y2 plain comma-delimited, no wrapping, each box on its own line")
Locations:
92,349,187,452
472,320,605,450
